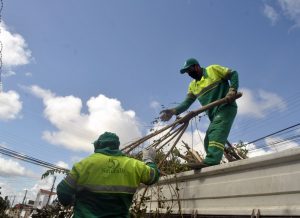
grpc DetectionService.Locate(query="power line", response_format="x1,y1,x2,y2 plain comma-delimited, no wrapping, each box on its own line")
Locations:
233,112,300,140
248,138,300,154
0,113,298,172
232,93,300,130
238,123,300,154
246,123,300,145
0,145,69,171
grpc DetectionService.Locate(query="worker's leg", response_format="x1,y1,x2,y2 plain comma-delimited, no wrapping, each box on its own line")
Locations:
203,105,237,165
204,133,209,153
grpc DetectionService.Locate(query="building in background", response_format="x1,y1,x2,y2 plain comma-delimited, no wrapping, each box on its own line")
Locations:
33,189,56,209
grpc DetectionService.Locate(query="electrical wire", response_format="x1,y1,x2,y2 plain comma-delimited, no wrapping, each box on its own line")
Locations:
246,123,300,145
0,145,68,171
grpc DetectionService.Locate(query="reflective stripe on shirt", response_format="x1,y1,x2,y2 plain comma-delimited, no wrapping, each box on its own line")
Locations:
77,184,137,194
195,80,223,97
64,175,77,188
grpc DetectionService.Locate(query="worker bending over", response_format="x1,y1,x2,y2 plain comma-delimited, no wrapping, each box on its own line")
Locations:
160,58,239,168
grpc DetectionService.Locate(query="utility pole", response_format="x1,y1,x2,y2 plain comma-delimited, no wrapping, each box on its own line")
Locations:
46,176,56,207
21,189,28,206
19,189,27,218
11,195,16,208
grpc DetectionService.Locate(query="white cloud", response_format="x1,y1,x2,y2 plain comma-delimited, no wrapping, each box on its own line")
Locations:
0,142,8,148
263,0,300,29
2,70,16,78
28,176,56,202
55,161,69,169
1,174,65,205
29,85,53,100
10,172,67,205
243,134,299,158
279,0,300,28
244,142,271,157
0,22,32,67
0,23,31,121
150,100,160,110
0,156,36,177
0,182,19,203
25,72,33,77
180,129,206,157
263,4,279,25
28,85,142,152
265,136,299,151
0,90,22,121
0,175,45,205
237,88,286,118
146,121,206,161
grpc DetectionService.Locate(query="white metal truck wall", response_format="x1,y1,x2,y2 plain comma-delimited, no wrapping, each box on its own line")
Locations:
138,148,300,216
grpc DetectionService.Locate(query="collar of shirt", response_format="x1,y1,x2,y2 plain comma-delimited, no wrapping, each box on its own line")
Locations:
94,147,125,156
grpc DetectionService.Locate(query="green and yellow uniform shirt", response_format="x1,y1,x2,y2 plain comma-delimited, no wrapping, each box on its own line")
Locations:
57,148,159,218
175,64,239,120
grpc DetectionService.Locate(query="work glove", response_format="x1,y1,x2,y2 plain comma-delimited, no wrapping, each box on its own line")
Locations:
159,109,176,122
142,147,156,164
225,87,237,103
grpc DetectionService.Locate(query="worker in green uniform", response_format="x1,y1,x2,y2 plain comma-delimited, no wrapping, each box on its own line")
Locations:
160,58,239,168
57,132,159,218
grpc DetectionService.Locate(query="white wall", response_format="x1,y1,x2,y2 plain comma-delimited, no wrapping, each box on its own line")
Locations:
137,147,300,216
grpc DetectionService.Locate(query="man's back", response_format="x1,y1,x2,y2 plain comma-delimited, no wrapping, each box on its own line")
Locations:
57,132,159,218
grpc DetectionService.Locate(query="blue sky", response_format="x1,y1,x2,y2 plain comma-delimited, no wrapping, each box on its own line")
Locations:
0,0,300,204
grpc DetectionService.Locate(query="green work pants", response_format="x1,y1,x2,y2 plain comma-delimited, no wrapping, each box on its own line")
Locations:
203,105,237,165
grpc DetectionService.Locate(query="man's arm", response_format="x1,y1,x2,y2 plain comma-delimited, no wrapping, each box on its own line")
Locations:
144,162,160,185
225,70,239,102
228,70,239,90
210,65,239,90
174,93,197,115
57,165,80,206
160,94,196,122
57,178,76,206
141,148,160,185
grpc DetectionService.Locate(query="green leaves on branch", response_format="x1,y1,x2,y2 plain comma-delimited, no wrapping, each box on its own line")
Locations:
41,169,69,179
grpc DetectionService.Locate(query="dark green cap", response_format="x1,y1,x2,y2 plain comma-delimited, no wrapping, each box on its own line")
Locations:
180,58,199,74
93,132,120,150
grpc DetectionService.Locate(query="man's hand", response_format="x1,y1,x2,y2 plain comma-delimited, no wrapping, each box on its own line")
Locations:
159,109,176,122
225,88,237,103
142,147,156,164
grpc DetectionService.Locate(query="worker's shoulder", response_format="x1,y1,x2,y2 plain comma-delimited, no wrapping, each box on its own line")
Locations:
206,64,225,70
74,153,108,164
206,64,231,76
122,156,150,168
79,153,146,166
122,155,143,162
